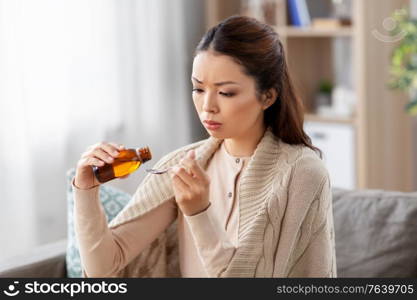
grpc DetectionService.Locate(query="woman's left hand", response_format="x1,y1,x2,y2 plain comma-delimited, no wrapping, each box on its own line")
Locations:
171,149,211,216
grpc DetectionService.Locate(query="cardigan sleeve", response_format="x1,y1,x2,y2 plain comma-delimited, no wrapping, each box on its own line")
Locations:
183,202,236,277
284,164,337,278
72,177,177,277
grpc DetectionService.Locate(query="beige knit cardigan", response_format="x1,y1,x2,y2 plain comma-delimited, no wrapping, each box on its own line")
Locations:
81,128,337,278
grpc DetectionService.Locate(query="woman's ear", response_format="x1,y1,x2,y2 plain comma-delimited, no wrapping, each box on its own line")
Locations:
261,88,277,110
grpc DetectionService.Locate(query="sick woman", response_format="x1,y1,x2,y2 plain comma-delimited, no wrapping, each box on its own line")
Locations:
72,15,337,278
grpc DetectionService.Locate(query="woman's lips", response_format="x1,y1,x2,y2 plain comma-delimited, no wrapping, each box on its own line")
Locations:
203,120,222,130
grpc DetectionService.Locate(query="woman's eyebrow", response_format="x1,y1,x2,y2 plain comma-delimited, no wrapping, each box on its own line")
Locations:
191,76,240,86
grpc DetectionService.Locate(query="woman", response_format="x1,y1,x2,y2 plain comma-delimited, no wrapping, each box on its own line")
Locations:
73,15,337,278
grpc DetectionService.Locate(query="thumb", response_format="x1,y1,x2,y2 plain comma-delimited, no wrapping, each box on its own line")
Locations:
187,149,196,160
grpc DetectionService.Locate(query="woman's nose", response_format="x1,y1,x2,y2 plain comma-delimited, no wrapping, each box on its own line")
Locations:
202,94,218,113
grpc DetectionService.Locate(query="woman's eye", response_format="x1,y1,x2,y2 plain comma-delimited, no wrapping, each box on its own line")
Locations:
220,92,235,97
192,88,204,94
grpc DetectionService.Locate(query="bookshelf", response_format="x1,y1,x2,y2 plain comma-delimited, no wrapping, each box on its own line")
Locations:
304,113,354,125
204,0,414,191
276,26,353,37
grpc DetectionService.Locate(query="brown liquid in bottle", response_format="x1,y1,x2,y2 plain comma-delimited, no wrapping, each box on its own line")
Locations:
93,147,152,183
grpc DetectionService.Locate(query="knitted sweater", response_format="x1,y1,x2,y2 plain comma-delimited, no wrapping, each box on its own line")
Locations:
77,127,337,277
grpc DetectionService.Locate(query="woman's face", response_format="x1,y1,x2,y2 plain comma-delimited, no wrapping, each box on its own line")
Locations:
191,51,268,140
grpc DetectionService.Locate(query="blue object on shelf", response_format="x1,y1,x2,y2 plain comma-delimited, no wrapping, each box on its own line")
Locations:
288,0,311,27
297,0,311,26
288,0,301,26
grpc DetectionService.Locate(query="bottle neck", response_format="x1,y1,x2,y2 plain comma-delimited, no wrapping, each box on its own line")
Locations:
137,146,152,163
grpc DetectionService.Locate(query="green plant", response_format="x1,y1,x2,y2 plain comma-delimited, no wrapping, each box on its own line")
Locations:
318,79,333,95
388,8,417,115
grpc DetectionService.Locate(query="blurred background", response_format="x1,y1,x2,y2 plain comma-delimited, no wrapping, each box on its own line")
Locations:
1,0,417,265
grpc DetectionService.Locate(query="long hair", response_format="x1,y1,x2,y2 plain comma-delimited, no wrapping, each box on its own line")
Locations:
194,15,322,157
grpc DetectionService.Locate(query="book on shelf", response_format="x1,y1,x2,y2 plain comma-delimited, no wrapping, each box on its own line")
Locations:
288,0,352,29
288,0,311,27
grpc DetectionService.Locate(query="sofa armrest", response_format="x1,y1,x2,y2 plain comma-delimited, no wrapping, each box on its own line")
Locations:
0,239,67,278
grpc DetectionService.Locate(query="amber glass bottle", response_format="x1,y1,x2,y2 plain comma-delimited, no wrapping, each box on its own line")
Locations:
93,146,152,183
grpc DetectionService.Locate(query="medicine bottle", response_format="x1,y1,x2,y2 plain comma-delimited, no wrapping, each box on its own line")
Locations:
93,146,152,183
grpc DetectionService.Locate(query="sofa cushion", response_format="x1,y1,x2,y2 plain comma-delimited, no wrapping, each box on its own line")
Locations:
66,168,131,278
332,188,417,277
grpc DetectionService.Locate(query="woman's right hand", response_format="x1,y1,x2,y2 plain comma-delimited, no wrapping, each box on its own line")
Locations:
74,142,126,190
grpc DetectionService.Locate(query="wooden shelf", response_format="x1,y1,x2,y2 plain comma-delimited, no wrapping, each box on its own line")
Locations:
304,113,355,125
275,26,354,38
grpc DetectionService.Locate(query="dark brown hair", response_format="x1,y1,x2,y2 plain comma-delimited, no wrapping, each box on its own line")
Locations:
194,15,322,157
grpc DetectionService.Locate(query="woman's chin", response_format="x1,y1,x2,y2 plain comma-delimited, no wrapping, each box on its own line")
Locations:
205,129,226,139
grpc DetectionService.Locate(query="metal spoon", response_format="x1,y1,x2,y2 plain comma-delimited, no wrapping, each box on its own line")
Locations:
146,167,173,175
146,153,201,175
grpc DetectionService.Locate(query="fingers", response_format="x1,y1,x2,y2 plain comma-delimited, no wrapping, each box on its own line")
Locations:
92,148,116,164
89,157,105,167
170,150,211,209
109,142,125,150
179,150,208,183
81,141,126,167
171,163,209,210
171,171,189,194
86,142,124,155
77,156,105,168
187,149,196,159
172,166,194,187
100,142,123,158
75,141,127,189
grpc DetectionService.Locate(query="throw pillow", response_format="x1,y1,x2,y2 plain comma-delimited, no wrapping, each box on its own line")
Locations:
332,188,417,277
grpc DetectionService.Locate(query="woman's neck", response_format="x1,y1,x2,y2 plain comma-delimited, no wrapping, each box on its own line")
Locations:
224,123,266,157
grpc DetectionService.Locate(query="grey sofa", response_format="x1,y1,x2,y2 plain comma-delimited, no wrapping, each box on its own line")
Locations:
0,239,67,278
1,187,417,278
